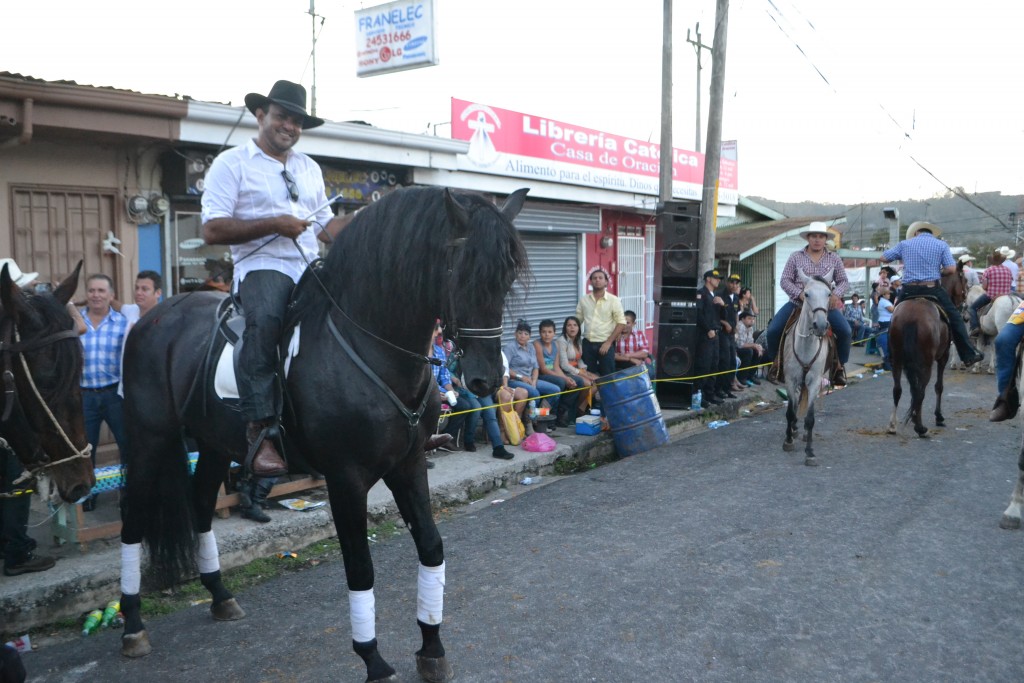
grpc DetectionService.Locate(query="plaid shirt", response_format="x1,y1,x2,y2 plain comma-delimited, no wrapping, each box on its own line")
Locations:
779,249,849,303
982,264,1013,297
881,233,954,283
80,307,129,388
616,329,650,356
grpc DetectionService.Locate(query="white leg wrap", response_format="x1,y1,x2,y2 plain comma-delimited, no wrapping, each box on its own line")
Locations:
349,589,376,643
121,542,142,595
417,562,446,625
197,531,220,574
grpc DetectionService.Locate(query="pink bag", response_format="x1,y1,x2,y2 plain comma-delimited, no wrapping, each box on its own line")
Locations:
521,432,556,452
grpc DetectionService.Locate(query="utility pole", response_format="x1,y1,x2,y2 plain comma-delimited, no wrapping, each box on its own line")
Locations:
658,0,673,203
686,23,712,153
309,0,319,116
698,0,729,275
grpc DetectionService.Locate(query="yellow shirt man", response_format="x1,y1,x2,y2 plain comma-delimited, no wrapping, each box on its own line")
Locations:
575,268,627,376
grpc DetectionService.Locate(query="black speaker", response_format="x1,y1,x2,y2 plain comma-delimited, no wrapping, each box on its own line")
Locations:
160,149,216,197
654,200,701,303
654,302,698,409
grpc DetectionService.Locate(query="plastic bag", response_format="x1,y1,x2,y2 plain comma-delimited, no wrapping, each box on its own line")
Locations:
521,432,556,452
496,391,526,446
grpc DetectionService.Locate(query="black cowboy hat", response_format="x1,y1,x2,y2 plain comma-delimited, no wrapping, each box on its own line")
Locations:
244,80,324,130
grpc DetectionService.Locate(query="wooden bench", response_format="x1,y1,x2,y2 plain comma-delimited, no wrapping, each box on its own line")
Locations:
50,456,326,550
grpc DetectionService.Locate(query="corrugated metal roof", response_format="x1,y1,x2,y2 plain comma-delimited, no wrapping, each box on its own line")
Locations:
715,215,845,260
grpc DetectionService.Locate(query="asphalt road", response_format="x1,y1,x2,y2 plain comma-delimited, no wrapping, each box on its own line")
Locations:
21,370,1024,683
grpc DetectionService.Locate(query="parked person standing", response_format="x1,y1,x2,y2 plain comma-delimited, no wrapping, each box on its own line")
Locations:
716,273,743,397
575,268,627,378
695,269,724,408
960,254,980,289
79,273,129,511
880,221,982,366
201,80,353,478
117,270,163,326
876,287,895,371
1001,247,1019,291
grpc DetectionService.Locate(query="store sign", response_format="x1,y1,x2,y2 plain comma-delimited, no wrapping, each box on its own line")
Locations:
451,98,738,205
355,0,438,78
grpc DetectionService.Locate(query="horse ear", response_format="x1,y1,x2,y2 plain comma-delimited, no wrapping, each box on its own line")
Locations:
443,189,471,230
499,188,529,221
797,269,810,284
53,260,83,306
822,268,834,284
0,264,26,319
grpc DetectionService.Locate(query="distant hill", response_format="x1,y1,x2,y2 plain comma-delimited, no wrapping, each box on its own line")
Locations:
749,192,1024,255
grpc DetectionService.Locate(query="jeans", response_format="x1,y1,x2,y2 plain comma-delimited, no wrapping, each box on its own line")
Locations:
996,321,1024,394
969,293,992,330
581,339,616,377
0,444,35,567
83,385,127,466
455,390,503,448
877,321,891,368
238,270,295,422
508,379,561,412
539,373,581,418
764,301,851,364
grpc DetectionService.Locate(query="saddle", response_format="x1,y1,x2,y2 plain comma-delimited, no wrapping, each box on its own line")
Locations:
768,305,838,385
894,293,951,324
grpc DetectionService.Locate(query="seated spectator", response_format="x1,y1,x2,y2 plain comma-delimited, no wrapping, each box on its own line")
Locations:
843,293,866,343
734,310,763,385
447,345,514,460
615,310,653,369
556,316,599,414
504,320,561,433
533,319,580,427
429,323,460,467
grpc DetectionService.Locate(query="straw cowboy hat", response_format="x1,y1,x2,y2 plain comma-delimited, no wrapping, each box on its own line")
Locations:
0,258,38,288
958,254,974,264
244,80,324,130
998,246,1016,260
905,221,941,239
798,222,830,238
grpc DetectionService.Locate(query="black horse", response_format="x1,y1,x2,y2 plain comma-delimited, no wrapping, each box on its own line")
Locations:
0,262,93,504
119,187,529,682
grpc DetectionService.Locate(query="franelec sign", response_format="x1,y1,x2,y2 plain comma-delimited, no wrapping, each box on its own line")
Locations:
355,0,438,77
450,98,739,205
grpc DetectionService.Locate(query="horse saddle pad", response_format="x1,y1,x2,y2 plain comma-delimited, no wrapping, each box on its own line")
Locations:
213,303,301,400
896,294,949,323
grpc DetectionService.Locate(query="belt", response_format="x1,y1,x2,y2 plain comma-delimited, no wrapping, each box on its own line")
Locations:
904,280,938,287
82,384,118,393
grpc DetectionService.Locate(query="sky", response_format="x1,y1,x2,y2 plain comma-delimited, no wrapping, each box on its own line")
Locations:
4,0,1022,206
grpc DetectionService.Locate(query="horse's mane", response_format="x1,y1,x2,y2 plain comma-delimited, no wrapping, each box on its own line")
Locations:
11,292,81,400
295,187,529,328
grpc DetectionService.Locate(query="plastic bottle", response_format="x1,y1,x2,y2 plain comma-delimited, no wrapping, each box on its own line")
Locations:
691,389,703,411
707,420,730,430
82,610,103,636
528,400,539,420
101,600,120,628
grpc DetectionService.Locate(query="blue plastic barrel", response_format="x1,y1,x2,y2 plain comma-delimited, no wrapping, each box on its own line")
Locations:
598,365,669,457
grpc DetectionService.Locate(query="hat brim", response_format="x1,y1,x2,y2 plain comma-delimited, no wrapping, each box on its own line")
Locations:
245,93,325,130
15,271,38,288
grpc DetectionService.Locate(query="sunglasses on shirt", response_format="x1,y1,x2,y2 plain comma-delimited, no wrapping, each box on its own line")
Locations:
281,170,298,202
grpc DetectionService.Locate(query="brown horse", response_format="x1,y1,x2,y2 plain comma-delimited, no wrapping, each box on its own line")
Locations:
886,263,967,436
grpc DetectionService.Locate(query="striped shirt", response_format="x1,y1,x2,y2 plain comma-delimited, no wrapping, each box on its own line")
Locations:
80,307,129,388
881,233,954,283
982,264,1013,297
201,139,335,287
779,249,849,303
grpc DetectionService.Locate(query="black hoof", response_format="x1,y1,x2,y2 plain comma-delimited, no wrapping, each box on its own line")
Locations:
1000,515,1021,530
914,426,929,437
121,630,152,658
416,655,454,683
211,597,245,621
783,441,795,452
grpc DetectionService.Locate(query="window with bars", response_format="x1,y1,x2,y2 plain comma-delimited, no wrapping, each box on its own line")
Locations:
616,233,646,328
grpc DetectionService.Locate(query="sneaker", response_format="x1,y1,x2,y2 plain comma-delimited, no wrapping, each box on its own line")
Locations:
491,446,514,460
463,442,477,452
4,553,56,576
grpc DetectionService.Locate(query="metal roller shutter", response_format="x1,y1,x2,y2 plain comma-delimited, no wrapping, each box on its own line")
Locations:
502,233,580,344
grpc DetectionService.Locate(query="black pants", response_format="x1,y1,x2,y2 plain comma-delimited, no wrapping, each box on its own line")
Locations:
238,270,295,422
694,332,720,398
0,444,35,568
716,333,737,392
737,347,758,382
901,283,976,359
582,339,617,377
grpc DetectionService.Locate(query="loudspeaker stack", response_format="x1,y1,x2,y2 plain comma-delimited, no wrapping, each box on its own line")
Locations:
653,200,702,409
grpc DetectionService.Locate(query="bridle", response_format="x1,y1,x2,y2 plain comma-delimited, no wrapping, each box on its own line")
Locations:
792,277,833,374
0,318,92,494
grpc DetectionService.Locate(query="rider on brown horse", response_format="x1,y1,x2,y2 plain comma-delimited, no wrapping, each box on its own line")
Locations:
880,221,983,367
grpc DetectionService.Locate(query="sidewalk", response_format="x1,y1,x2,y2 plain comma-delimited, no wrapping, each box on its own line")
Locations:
1,350,875,637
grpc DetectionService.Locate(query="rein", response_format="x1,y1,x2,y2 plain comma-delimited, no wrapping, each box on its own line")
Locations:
0,324,92,497
791,281,832,378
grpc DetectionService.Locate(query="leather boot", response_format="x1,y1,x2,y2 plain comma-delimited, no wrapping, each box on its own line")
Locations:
832,362,847,387
246,421,287,477
238,478,271,523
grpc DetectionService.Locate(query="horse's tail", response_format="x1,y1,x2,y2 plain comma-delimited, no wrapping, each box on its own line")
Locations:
122,435,198,587
900,321,924,423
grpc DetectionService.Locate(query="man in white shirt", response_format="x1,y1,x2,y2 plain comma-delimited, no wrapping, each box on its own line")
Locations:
201,80,352,477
